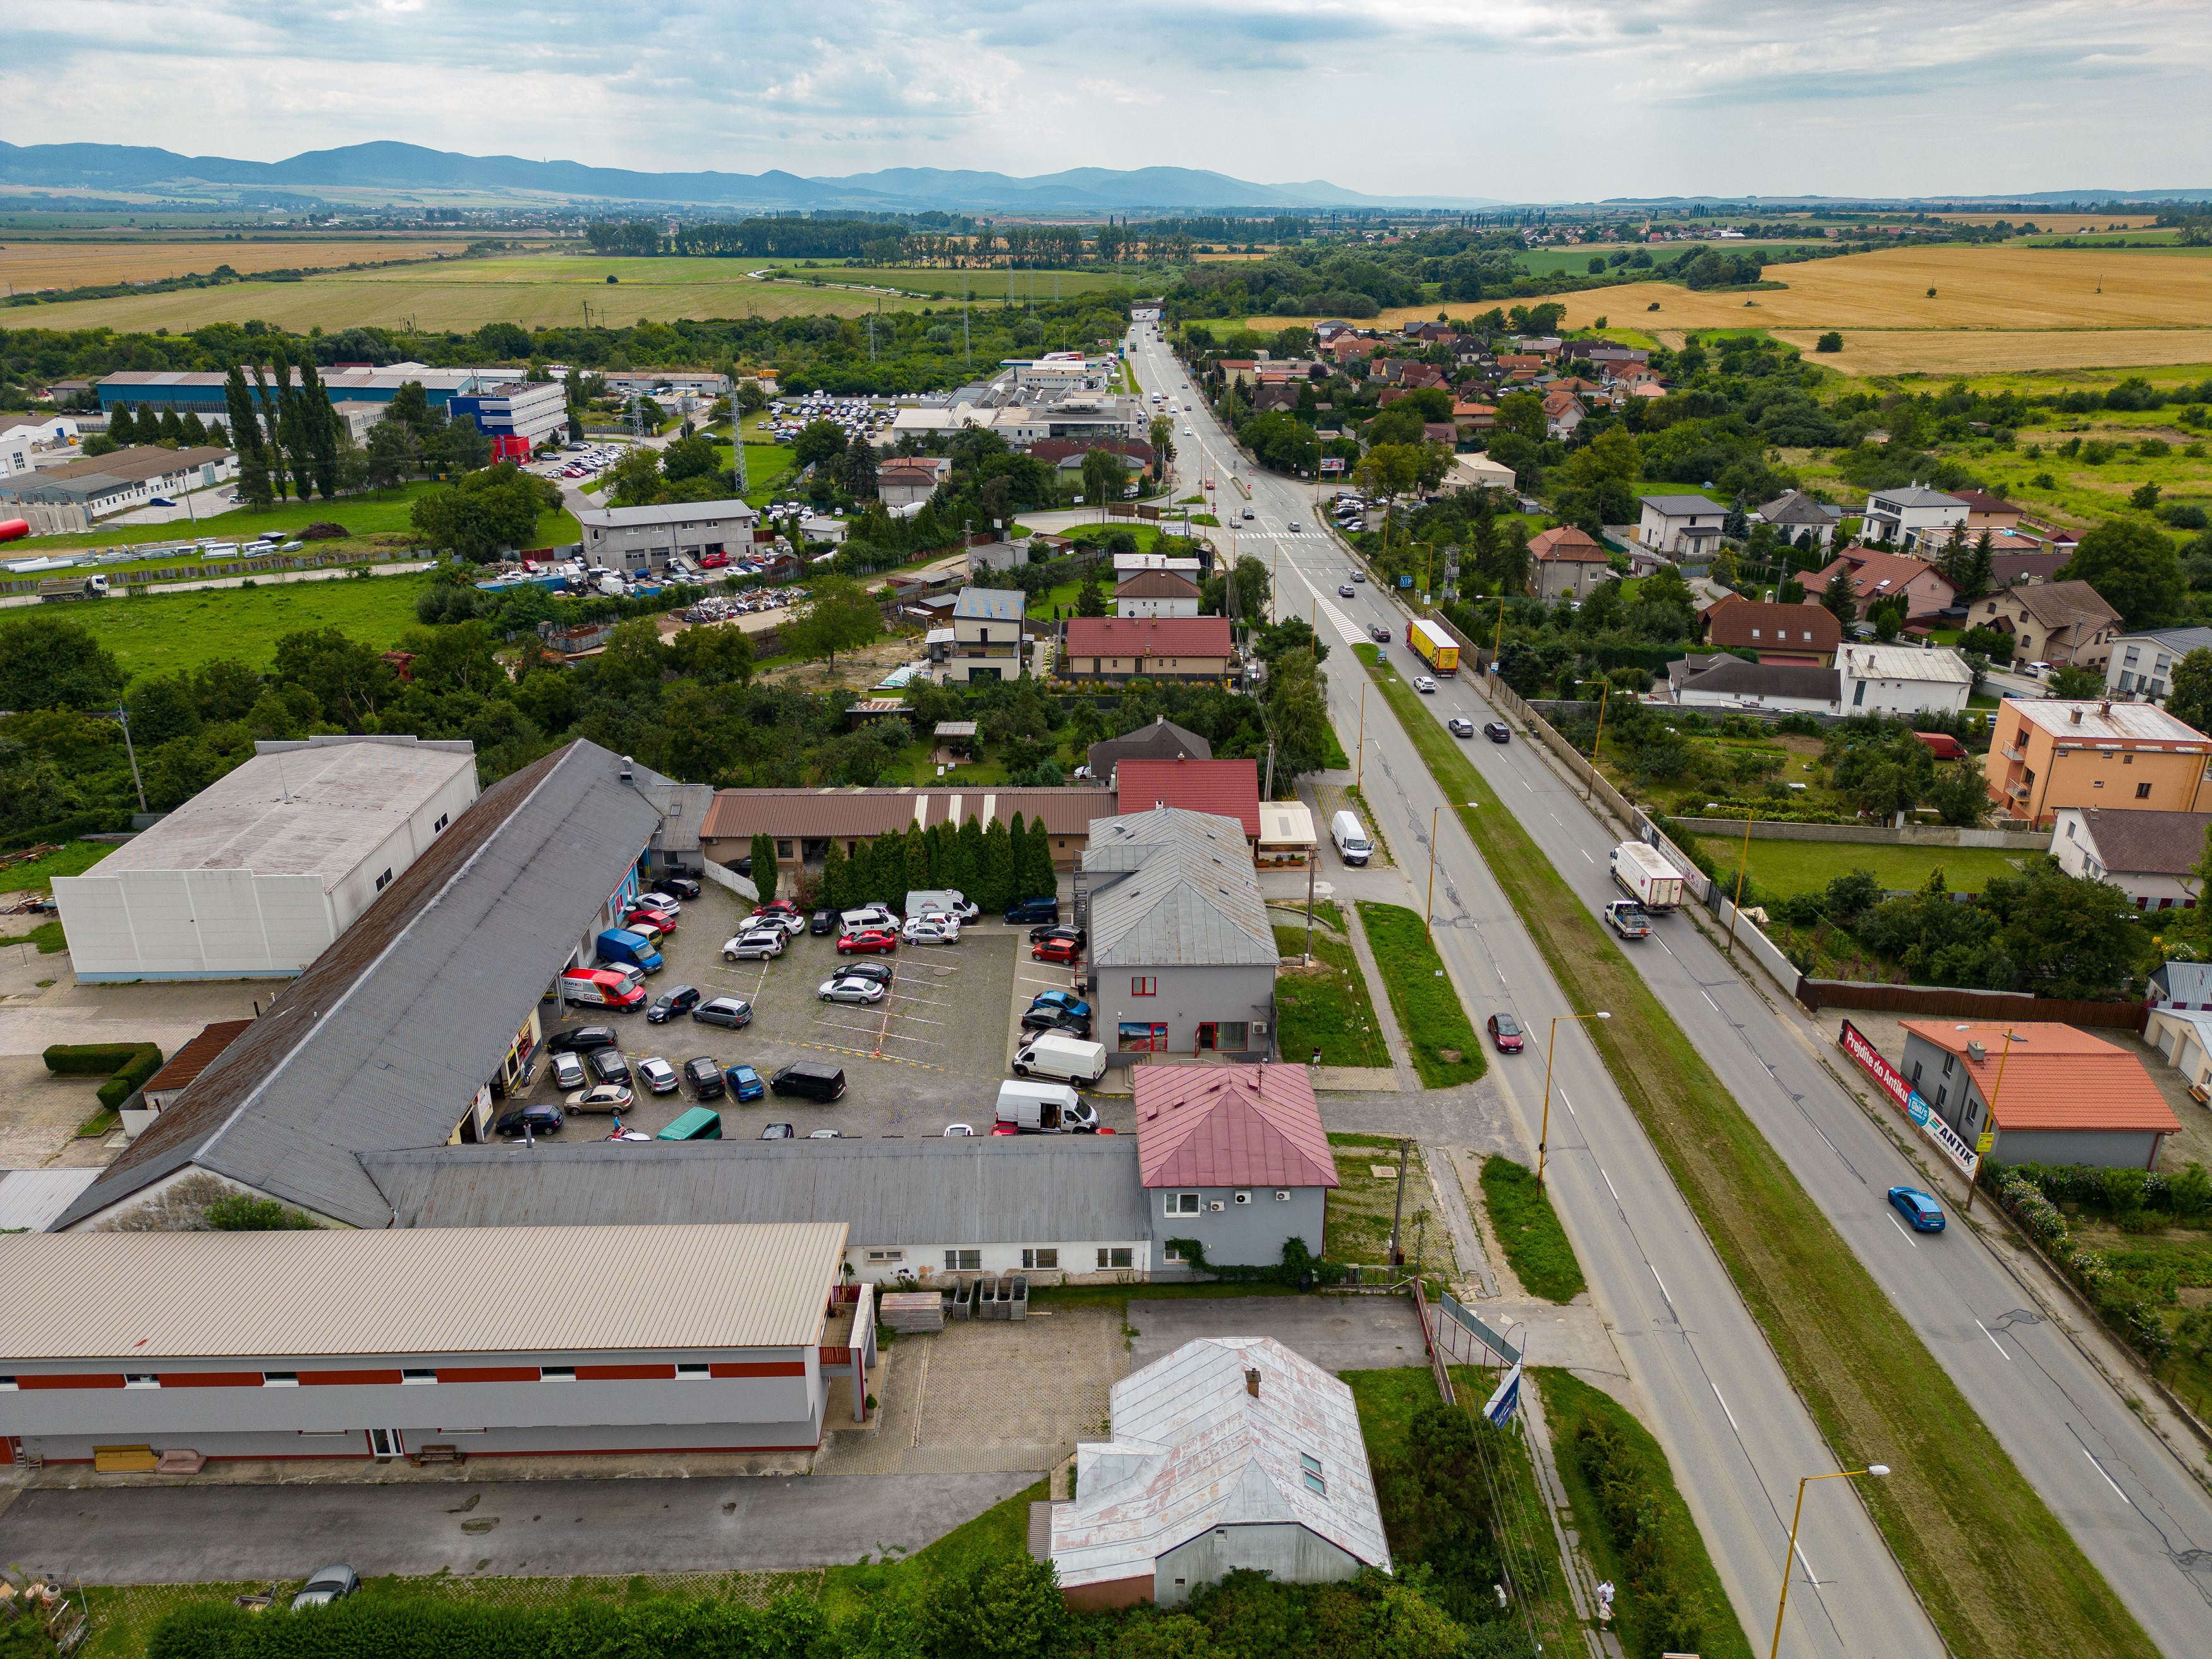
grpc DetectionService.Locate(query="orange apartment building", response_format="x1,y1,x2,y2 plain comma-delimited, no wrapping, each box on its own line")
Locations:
1983,698,2212,827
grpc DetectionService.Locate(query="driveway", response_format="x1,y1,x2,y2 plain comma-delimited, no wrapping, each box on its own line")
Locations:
1126,1294,1430,1373
0,1471,1034,1583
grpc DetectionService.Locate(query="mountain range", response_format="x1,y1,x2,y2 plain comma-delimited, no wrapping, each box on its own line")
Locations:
0,141,1504,212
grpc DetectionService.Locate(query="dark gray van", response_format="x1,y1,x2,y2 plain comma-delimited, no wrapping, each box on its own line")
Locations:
770,1061,847,1102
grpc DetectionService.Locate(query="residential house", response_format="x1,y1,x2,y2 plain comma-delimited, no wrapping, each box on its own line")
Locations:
1493,354,1544,380
1088,716,1212,784
1115,569,1203,619
1701,597,1842,664
1754,489,1841,550
1082,806,1277,1064
1115,758,1261,850
877,456,951,508
1799,549,1957,624
1541,389,1584,441
1062,616,1237,684
1665,656,1844,712
1982,698,2212,826
1837,643,1974,717
2050,806,2211,911
1049,1336,1387,1610
1248,382,1303,415
1971,580,2122,671
1422,422,1460,447
1860,484,1968,552
1951,489,2024,535
2105,626,2212,702
936,587,1030,684
1897,1022,2180,1170
1136,1066,1337,1267
1528,526,1613,602
1991,551,2069,588
2150,959,2212,1012
700,787,1106,880
1217,360,1258,389
1450,399,1497,438
1636,494,1727,557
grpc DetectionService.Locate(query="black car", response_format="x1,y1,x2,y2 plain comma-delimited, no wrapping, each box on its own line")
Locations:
694,996,754,1030
1483,720,1512,744
683,1057,726,1099
589,1048,631,1086
1005,895,1059,925
660,877,703,901
1021,1006,1093,1040
547,1025,619,1055
1369,624,1392,643
1029,923,1088,949
811,908,836,935
770,1060,847,1101
647,985,701,1024
832,959,895,986
494,1101,562,1138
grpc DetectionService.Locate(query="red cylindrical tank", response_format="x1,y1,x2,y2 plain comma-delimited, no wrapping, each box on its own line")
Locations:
0,520,30,544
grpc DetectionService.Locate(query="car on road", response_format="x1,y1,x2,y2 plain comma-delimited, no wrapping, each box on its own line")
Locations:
647,985,701,1023
819,975,887,1005
1370,624,1392,643
1483,720,1512,743
1339,583,1355,597
551,1050,588,1091
838,926,899,956
494,1101,563,1138
724,929,786,961
693,995,754,1030
1241,507,1255,521
725,1062,764,1102
290,1567,360,1611
683,1057,726,1099
547,1025,619,1055
1449,716,1476,738
1604,900,1651,940
902,915,961,945
1183,425,1195,435
1414,675,1437,693
1349,570,1365,582
1287,520,1302,533
760,1122,795,1139
1032,935,1081,965
564,1083,635,1114
588,1048,631,1086
1889,1186,1947,1232
1486,1012,1525,1054
2024,660,2051,678
637,1056,681,1094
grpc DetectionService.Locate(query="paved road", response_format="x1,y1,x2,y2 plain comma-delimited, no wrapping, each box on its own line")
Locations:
1131,323,2212,1654
1129,327,1936,1659
0,1471,1033,1583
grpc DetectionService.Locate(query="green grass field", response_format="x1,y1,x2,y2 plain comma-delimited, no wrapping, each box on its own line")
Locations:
1272,922,1392,1069
1354,901,1486,1088
0,839,118,893
1480,1156,1586,1303
1692,836,2027,899
70,570,439,675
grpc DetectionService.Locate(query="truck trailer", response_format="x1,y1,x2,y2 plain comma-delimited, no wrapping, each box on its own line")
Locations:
1406,618,1460,676
1610,841,1685,912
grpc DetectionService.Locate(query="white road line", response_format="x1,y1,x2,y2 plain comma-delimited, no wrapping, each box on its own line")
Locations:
1710,1380,1742,1437
1581,848,1594,862
1889,1214,1919,1248
2086,1448,2130,1504
1649,1263,1671,1303
1976,1319,2013,1361
1699,989,1720,1011
1559,1089,1576,1120
1522,779,1534,792
1601,1168,1622,1205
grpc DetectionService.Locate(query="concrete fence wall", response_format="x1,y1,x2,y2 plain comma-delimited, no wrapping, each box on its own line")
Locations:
1672,818,2048,851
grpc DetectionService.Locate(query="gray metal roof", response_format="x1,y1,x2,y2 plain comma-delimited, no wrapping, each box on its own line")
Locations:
362,1136,1148,1244
1639,494,1724,516
56,741,663,1232
578,500,758,530
2113,626,2212,655
1867,485,1967,509
1083,808,1277,968
1088,716,1213,780
954,586,1028,622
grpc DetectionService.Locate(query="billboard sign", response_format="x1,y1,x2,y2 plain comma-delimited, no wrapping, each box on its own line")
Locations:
1838,1019,1979,1180
1320,456,1346,475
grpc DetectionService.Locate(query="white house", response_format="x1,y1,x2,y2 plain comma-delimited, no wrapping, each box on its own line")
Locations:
1837,643,1974,717
2050,808,2211,913
2105,626,2212,704
1115,569,1203,619
1637,494,1726,556
1861,484,1968,553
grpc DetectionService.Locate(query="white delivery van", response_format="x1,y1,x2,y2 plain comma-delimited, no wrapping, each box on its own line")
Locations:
994,1080,1100,1133
1330,810,1373,866
1011,1032,1109,1085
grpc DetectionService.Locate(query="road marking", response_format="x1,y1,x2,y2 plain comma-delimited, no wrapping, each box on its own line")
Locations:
1600,1167,1622,1205
1523,779,1534,792
1559,1088,1576,1121
1580,848,1593,862
1975,1319,2012,1361
1710,1380,1742,1436
2085,1447,2130,1504
1648,1263,1671,1303
1888,1214,1918,1247
1699,988,1720,1011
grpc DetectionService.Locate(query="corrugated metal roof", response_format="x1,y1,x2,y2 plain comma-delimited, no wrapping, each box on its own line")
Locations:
1050,1336,1389,1588
0,1224,844,1360
2006,698,2210,746
1133,1065,1337,1189
576,500,758,530
1064,616,1235,660
56,741,662,1232
698,787,1114,842
142,1020,254,1097
365,1136,1150,1242
1900,1021,2182,1133
1115,759,1261,840
1083,808,1276,968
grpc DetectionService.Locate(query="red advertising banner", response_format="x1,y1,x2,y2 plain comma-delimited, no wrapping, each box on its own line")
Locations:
1838,1019,1912,1111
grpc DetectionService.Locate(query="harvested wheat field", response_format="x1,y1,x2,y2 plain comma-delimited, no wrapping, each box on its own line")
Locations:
1938,214,2155,231
0,236,490,292
1768,329,2212,375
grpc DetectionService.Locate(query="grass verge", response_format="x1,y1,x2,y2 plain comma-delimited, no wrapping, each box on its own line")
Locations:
0,917,69,952
1354,900,1486,1088
1537,1369,1754,1659
1481,1155,1588,1303
1691,836,2025,899
1272,922,1391,1068
817,1479,1045,1620
66,570,439,675
1364,658,2153,1659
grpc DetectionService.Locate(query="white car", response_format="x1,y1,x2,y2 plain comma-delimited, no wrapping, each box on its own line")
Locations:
1414,676,1438,693
635,892,684,913
1183,425,1195,436
636,1057,680,1095
564,1083,635,1114
818,976,888,1005
944,1122,976,1137
724,930,785,961
902,915,961,944
750,910,806,937
839,906,899,934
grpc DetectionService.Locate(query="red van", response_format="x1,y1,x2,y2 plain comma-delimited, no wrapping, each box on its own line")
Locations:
561,966,647,1009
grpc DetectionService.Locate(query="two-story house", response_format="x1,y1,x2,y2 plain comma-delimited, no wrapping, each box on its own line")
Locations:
1799,549,1957,624
2106,626,2212,703
1859,484,1968,552
1062,616,1236,684
1971,580,2122,672
1636,494,1726,557
1115,569,1203,619
934,587,1030,684
1982,698,2212,826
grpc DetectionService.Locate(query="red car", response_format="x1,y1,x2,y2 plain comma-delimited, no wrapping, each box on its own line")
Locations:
1486,1012,1525,1054
757,899,800,918
624,906,679,935
1031,936,1081,966
837,927,899,956
698,550,728,569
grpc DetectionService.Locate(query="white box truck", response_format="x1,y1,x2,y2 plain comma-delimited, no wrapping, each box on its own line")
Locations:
1610,841,1685,912
995,1080,1100,1133
1011,1032,1108,1084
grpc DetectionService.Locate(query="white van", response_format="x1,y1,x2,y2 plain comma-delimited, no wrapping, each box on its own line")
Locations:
995,1080,1099,1133
1011,1032,1109,1085
1330,810,1373,866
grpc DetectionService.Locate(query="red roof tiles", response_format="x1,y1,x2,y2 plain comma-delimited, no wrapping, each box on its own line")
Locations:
1115,757,1261,839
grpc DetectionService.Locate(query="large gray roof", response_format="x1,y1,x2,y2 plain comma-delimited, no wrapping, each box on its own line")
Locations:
57,741,662,1232
363,1136,1148,1244
1083,808,1277,968
1088,716,1213,780
954,586,1028,622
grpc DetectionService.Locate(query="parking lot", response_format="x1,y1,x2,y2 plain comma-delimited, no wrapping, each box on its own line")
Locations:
518,883,1119,1141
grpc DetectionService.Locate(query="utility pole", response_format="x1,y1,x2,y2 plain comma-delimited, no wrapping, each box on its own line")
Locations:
1386,1138,1409,1268
114,707,147,813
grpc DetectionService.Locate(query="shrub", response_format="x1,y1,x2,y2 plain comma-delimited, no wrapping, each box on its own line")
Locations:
44,1041,164,1111
1571,1416,1710,1659
206,1195,320,1231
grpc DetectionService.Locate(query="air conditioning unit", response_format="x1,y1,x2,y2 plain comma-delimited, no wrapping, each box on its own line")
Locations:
1234,1191,1251,1205
1251,1021,1268,1036
1208,1200,1226,1213
1274,1190,1291,1202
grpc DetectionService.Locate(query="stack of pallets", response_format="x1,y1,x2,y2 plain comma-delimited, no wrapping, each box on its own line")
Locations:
880,1291,946,1334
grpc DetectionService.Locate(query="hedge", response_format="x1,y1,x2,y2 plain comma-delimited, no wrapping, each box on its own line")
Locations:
146,1594,832,1659
1,810,132,852
44,1041,164,1110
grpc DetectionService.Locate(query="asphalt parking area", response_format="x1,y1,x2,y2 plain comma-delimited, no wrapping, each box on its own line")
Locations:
803,930,1018,1083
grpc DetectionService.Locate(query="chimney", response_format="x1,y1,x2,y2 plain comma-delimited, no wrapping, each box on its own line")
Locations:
2100,700,2112,718
1967,1040,1987,1062
1245,1368,1261,1399
2069,707,2082,724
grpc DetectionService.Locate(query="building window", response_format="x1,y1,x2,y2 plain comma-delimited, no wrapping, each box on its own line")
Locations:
775,840,793,858
1167,1191,1201,1216
2124,753,2135,764
1098,1247,1134,1269
374,868,394,891
433,813,449,833
677,1364,710,1380
1301,1453,1326,1495
2138,896,2151,909
866,1249,904,1264
1942,1053,1954,1076
1936,1086,1946,1107
401,1370,437,1385
540,1366,576,1383
1023,1248,1059,1270
2065,822,2075,839
1131,976,1157,997
945,1249,981,1271
2093,779,2105,789
1119,1021,1169,1052
1910,1060,1922,1085
2137,782,2153,799
262,1372,299,1387
123,1374,159,1390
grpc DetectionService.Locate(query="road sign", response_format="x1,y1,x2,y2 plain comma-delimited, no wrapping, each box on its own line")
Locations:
1976,1130,1995,1156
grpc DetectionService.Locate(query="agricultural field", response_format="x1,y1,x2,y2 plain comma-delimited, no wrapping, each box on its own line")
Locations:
736,257,1158,305
1938,214,2158,231
0,234,506,293
1769,329,2212,377
64,569,440,676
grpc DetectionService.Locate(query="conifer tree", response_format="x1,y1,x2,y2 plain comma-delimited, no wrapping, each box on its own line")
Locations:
953,815,985,895
108,405,137,446
978,817,1014,912
1006,814,1031,902
819,837,849,911
179,411,209,446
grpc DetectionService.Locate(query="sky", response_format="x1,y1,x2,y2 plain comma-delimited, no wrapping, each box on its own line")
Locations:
7,1,2211,200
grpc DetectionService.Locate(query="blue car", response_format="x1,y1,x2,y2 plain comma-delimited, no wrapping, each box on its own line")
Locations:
1029,990,1091,1020
725,1062,764,1102
1888,1186,1946,1232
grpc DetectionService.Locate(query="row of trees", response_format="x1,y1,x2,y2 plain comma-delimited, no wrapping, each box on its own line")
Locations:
812,812,1058,915
104,404,229,451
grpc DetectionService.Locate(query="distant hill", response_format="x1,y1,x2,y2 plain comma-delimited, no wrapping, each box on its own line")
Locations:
0,140,1505,212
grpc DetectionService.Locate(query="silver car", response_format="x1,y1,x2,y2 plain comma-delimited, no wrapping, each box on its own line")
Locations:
290,1566,359,1610
724,930,785,961
818,976,887,1005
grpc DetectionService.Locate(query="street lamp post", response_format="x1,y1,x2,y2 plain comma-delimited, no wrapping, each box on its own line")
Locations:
1769,1465,1892,1659
1538,1011,1610,1185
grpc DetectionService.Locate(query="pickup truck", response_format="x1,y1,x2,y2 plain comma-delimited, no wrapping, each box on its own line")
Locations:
1603,900,1651,940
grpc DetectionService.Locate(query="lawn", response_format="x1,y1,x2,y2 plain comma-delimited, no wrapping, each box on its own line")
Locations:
1363,653,2157,1659
1353,900,1486,1088
714,441,796,506
1692,836,2027,899
68,569,440,676
1324,1134,1458,1278
1271,920,1390,1069
1480,1155,1587,1303
0,837,118,893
